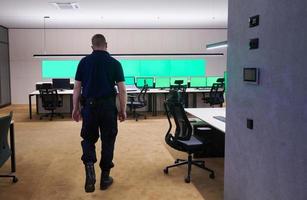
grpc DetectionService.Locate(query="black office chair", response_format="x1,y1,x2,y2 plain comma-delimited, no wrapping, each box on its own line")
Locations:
0,112,18,183
202,82,225,107
39,88,64,120
127,84,149,121
169,80,187,107
163,100,215,183
216,78,225,83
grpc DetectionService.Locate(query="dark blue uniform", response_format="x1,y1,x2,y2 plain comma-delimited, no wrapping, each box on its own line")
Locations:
75,50,124,172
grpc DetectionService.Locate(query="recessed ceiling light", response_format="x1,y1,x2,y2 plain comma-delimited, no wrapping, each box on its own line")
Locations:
50,2,80,10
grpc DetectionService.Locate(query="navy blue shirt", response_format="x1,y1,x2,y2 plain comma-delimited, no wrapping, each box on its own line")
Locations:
75,50,125,98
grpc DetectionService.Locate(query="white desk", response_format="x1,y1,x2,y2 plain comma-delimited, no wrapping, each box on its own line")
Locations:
29,88,212,119
29,89,73,96
185,107,226,133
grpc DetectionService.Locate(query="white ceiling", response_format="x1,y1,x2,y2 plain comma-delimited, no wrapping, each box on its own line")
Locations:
0,0,228,29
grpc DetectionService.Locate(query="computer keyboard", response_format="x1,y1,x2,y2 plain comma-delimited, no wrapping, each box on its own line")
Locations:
213,116,226,122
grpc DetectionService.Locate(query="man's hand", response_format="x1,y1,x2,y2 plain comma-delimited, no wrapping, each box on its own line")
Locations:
72,108,81,122
72,80,82,122
118,110,127,122
117,81,127,122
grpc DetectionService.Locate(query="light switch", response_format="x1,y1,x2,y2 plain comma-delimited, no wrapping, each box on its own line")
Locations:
249,15,260,27
249,38,259,49
247,119,253,129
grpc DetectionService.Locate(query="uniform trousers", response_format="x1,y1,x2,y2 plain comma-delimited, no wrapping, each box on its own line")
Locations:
80,97,118,172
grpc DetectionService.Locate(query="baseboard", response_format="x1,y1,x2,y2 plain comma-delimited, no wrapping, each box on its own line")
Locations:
0,103,11,108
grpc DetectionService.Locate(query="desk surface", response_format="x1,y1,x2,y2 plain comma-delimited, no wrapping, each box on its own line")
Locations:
185,107,226,133
30,88,210,95
30,90,74,95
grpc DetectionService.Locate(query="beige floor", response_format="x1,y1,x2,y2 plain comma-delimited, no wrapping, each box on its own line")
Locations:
0,105,224,200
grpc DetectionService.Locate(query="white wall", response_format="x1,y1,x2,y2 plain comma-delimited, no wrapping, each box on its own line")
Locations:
9,28,227,104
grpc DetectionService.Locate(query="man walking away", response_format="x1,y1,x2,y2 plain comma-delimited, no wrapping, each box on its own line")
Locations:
72,34,127,192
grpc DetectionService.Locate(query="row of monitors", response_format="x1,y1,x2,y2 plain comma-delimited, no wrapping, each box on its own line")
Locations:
125,76,224,88
36,79,72,90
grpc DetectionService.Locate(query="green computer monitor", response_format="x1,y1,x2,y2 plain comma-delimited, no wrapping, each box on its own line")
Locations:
190,77,207,88
170,77,188,86
206,76,222,87
135,77,154,88
223,71,228,92
124,76,135,85
155,77,170,88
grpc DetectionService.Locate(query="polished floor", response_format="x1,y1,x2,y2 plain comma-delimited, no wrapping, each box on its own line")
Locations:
0,105,224,200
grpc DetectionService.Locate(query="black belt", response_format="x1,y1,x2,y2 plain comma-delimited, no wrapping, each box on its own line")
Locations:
81,95,115,107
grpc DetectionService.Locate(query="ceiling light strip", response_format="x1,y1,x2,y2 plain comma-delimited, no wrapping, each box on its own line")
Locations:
206,41,228,50
33,53,224,58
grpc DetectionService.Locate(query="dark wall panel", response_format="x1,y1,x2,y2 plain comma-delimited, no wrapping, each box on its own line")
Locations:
0,26,8,43
0,26,11,106
225,1,307,200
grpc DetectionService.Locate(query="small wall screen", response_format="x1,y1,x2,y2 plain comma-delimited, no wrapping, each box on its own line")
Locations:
243,68,258,83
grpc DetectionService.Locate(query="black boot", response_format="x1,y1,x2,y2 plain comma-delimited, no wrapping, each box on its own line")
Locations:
100,170,113,190
84,163,96,193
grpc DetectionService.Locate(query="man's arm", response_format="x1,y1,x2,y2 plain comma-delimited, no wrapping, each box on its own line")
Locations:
72,80,82,122
117,81,127,122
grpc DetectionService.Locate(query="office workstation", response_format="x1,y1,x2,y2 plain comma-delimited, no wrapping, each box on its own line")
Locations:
1,1,306,200
28,60,226,119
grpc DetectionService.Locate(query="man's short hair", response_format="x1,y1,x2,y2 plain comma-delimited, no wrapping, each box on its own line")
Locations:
92,34,106,47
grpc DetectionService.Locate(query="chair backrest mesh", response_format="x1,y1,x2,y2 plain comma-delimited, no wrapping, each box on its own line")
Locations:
0,112,12,167
209,83,225,105
39,89,59,110
164,101,192,141
137,84,149,104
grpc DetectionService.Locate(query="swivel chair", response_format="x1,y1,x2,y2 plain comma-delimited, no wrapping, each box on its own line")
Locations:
169,80,187,107
163,100,215,183
39,88,64,120
202,82,225,107
0,112,18,183
127,84,149,121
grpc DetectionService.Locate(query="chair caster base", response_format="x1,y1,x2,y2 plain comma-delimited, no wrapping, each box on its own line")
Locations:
184,177,190,183
13,177,18,183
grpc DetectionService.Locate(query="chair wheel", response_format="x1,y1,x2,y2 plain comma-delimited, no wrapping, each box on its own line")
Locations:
185,177,190,183
163,168,168,174
209,173,215,179
13,177,18,183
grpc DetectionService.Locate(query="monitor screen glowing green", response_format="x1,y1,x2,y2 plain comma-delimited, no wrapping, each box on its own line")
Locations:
42,59,206,80
206,76,223,87
224,71,228,92
124,76,135,85
155,77,170,88
190,77,207,88
135,77,154,88
119,59,206,77
42,60,79,78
